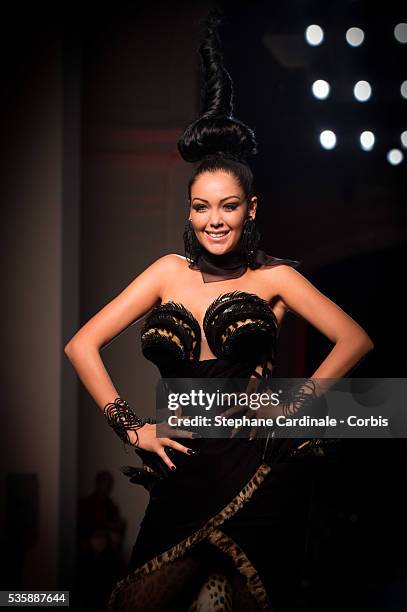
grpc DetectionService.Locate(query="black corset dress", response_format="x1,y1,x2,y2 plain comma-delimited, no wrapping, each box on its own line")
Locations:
107,290,334,612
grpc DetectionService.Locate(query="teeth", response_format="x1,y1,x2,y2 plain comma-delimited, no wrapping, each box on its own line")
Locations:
207,232,228,237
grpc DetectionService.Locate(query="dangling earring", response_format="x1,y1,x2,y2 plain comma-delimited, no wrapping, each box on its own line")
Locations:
241,217,261,267
183,218,203,265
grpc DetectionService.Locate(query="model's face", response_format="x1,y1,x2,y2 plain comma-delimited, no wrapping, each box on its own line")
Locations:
189,171,257,255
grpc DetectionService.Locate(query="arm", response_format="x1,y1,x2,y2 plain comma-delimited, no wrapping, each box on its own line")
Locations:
64,254,172,411
272,265,374,398
64,254,195,468
223,266,374,444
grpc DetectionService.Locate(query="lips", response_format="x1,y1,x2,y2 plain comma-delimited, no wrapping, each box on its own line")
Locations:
205,230,230,242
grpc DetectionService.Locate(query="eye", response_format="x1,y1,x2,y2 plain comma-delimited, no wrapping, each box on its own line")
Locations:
192,202,240,212
223,204,239,211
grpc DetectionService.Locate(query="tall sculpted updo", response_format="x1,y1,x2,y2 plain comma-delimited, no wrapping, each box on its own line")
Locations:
177,7,259,203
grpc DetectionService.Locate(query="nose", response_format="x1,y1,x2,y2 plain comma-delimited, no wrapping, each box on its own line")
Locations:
208,210,225,228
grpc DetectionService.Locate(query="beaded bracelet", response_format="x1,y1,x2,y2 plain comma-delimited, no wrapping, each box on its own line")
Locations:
103,397,155,452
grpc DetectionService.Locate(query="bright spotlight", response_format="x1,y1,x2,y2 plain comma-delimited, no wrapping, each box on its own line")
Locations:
319,130,337,150
387,149,404,165
346,27,365,47
354,80,372,102
401,81,407,99
394,23,407,43
305,25,324,46
360,131,375,151
311,80,330,99
401,131,407,148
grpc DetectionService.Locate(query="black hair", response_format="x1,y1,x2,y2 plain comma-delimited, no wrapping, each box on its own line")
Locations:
177,6,258,204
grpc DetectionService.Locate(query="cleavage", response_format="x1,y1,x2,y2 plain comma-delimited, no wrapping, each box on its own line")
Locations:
163,294,220,360
161,291,275,362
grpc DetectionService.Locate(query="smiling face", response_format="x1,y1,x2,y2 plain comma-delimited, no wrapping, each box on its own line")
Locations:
189,170,257,255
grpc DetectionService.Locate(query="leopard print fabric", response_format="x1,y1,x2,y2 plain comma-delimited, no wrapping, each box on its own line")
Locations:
186,572,232,612
186,569,260,611
108,538,261,611
108,463,272,611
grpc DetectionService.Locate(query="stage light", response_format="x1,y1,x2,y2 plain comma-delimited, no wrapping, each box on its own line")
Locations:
354,80,372,102
394,23,407,44
401,81,407,99
401,131,407,148
311,80,330,99
386,149,404,165
319,130,337,150
305,25,324,46
346,27,365,47
360,131,375,151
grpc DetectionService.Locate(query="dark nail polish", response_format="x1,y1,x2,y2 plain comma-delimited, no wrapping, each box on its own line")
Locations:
171,465,177,471
187,449,196,455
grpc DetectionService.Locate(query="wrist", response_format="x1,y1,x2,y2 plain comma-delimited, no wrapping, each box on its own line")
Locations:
103,396,153,449
281,379,319,418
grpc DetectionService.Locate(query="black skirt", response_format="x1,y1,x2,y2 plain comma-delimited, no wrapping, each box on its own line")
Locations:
107,359,339,611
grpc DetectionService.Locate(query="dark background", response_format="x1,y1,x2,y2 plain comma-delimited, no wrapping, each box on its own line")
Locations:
0,1,406,610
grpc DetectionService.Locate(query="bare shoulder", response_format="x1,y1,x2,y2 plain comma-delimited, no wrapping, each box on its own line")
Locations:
155,253,188,276
260,263,304,287
125,253,185,302
145,252,184,274
262,264,304,283
265,264,312,303
154,253,185,270
168,253,187,265
152,253,188,289
254,264,303,315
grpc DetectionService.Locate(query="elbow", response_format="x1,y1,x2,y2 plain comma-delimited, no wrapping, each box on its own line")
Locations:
365,334,374,351
64,337,99,357
64,340,75,357
338,332,374,354
64,337,82,357
361,334,374,354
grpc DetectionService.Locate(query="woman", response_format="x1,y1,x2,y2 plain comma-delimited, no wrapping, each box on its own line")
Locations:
64,9,374,611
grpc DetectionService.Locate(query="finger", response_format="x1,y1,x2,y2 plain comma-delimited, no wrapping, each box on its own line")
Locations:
155,446,177,471
219,404,245,419
249,426,258,441
171,414,190,423
230,425,242,438
162,439,198,455
158,428,199,439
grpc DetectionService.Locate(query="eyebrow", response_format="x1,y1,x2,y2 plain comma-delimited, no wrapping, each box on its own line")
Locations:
192,195,241,203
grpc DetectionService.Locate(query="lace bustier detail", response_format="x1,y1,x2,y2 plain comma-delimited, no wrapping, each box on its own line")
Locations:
140,301,201,365
203,291,277,363
140,291,278,366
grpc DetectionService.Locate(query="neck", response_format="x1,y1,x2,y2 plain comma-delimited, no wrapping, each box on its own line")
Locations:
193,240,259,283
199,242,244,263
